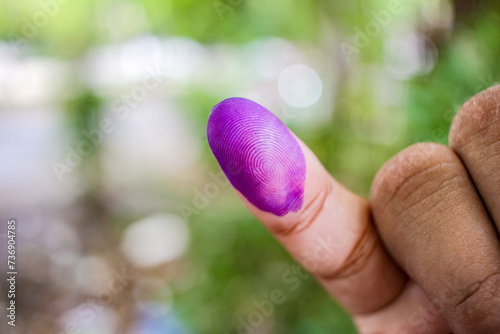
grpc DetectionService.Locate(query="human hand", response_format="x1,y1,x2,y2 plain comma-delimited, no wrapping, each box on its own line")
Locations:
207,85,500,333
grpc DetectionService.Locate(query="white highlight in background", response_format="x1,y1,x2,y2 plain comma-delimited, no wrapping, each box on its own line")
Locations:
278,64,322,108
121,213,189,268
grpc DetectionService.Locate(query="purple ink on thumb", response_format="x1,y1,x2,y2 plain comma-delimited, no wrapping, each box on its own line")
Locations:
207,97,306,216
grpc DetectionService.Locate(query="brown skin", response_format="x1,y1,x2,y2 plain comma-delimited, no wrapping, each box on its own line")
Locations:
235,85,500,333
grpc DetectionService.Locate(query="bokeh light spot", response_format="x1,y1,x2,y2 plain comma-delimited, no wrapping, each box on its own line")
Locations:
278,64,322,108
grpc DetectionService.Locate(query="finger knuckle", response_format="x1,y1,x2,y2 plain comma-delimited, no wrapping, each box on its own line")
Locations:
450,84,500,152
371,143,459,217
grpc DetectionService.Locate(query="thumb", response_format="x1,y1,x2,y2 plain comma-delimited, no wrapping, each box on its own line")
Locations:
207,97,403,316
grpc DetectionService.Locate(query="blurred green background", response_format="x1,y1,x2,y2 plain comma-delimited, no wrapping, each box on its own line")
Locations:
0,0,499,333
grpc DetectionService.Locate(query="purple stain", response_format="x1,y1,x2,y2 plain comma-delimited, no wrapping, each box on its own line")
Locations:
207,97,306,216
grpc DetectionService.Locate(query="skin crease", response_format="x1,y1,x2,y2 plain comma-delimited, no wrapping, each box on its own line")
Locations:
207,97,306,216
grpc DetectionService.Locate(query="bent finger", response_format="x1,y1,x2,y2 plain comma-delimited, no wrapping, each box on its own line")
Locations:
371,143,500,333
450,84,500,230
